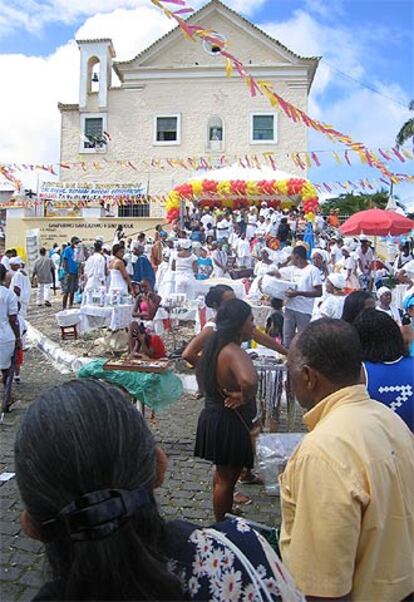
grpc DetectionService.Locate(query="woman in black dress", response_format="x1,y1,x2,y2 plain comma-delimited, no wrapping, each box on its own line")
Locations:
195,299,258,521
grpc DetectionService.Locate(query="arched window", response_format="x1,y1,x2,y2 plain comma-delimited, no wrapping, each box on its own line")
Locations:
207,116,224,150
87,56,100,93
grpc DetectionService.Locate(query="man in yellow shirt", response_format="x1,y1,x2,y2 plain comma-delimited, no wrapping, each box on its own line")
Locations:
280,318,414,601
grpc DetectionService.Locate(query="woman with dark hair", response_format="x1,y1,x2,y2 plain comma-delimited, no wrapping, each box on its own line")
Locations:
182,285,286,367
195,299,258,521
128,323,166,359
15,379,302,601
108,243,132,297
341,290,375,324
354,309,413,431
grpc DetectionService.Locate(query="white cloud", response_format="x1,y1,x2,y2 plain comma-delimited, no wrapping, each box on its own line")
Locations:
0,0,266,38
0,6,176,165
76,6,175,61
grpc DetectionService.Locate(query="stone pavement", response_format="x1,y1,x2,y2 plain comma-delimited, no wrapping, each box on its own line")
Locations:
1,344,294,601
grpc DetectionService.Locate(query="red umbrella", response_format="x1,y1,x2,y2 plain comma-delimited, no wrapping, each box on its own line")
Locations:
340,208,414,236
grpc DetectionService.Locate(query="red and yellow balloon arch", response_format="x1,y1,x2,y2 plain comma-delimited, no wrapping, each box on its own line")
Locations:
165,177,319,223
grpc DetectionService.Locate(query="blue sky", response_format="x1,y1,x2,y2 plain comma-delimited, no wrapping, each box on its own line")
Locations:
0,0,413,205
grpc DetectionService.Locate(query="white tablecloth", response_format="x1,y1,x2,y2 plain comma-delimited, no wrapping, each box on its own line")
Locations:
79,304,133,333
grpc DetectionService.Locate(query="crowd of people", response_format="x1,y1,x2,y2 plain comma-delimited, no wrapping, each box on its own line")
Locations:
1,201,414,600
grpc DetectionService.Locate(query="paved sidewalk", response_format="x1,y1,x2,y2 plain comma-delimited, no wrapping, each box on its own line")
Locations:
1,345,291,600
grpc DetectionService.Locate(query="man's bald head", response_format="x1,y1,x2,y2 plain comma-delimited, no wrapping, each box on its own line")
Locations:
288,319,363,410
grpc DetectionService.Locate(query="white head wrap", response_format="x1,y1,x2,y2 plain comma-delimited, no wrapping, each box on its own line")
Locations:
327,273,346,290
10,256,23,266
377,286,391,299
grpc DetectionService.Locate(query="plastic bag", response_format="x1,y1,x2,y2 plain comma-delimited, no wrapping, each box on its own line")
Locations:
256,433,304,496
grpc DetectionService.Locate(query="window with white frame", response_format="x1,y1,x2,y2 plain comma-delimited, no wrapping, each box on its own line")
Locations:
250,113,277,144
118,202,150,218
80,113,108,153
154,114,181,145
207,116,224,150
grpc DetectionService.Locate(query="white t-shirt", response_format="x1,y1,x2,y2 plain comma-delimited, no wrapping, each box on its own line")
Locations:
236,239,251,258
216,219,231,240
0,286,18,344
1,255,10,270
11,269,31,304
318,294,345,319
201,213,214,229
280,264,322,315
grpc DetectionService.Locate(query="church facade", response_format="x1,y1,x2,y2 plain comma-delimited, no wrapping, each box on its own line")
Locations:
58,0,318,217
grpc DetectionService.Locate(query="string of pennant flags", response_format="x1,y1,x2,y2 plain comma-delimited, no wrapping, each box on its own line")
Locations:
149,0,405,184
4,175,414,210
1,145,413,179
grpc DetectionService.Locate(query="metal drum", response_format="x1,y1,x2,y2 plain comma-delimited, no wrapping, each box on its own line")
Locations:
253,358,296,432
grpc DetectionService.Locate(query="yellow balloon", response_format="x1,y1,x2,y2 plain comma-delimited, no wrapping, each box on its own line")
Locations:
217,180,231,196
278,180,288,195
246,181,259,196
191,180,204,196
305,212,315,222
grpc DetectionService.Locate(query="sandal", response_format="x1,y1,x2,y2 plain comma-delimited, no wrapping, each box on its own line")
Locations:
233,492,252,505
239,473,264,486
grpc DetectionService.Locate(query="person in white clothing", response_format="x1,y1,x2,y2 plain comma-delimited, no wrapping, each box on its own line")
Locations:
0,265,20,406
255,216,267,238
376,286,401,325
276,245,323,347
245,208,258,241
10,257,31,318
211,243,229,278
84,241,107,291
1,249,16,271
358,238,374,290
200,210,214,230
259,201,270,219
235,233,252,269
216,215,231,241
173,239,198,300
108,244,131,297
254,248,277,277
316,273,346,320
337,247,359,290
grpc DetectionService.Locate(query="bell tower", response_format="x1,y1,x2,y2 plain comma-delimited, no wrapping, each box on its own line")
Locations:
77,39,115,110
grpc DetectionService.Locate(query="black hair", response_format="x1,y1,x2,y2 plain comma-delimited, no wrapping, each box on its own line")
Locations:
353,309,405,362
294,318,362,386
14,379,184,601
205,284,234,309
39,247,46,255
341,291,374,324
292,245,307,261
112,243,123,256
94,241,102,253
198,299,252,398
270,297,283,310
0,264,7,282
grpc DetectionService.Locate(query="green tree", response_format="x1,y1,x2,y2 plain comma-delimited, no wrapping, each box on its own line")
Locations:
396,99,414,149
321,189,389,215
